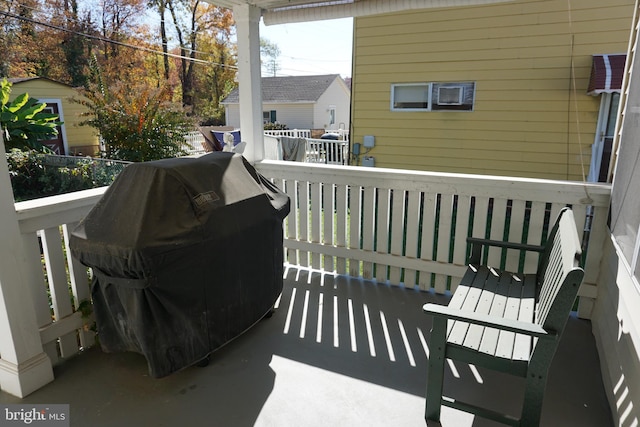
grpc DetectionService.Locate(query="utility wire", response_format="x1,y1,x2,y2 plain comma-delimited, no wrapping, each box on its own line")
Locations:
10,0,236,62
0,8,238,69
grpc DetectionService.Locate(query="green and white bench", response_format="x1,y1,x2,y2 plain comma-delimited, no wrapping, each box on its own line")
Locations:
423,207,585,426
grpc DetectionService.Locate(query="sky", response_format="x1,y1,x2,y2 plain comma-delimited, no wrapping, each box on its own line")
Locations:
258,18,354,78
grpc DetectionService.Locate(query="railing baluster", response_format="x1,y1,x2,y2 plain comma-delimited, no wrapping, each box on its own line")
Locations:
488,198,509,268
349,185,362,277
362,186,376,279
471,197,490,260
323,182,335,273
375,188,391,283
506,200,527,272
389,189,405,285
419,192,437,291
451,195,471,293
435,194,454,293
41,227,78,358
404,191,422,288
335,184,348,274
299,181,310,268
21,231,59,364
63,223,94,348
310,182,322,270
526,201,547,271
285,179,299,265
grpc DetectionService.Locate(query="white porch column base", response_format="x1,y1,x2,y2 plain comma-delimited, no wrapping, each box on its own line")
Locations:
0,130,55,398
0,353,53,398
234,3,264,163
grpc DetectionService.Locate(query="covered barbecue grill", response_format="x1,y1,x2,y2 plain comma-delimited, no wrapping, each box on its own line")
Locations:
70,153,290,378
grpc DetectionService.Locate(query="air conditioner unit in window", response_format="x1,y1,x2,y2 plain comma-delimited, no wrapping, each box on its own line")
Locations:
437,86,463,105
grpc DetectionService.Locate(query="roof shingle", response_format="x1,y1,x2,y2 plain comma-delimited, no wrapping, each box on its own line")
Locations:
222,74,343,104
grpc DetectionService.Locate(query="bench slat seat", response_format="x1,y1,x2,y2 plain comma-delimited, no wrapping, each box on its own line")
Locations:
423,207,584,426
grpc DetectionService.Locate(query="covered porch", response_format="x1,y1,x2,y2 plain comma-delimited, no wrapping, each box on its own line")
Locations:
0,158,614,425
1,0,639,426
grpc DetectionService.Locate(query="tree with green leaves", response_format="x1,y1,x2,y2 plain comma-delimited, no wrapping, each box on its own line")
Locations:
0,78,61,152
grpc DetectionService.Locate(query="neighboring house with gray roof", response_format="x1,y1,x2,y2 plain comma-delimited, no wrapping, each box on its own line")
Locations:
221,74,351,132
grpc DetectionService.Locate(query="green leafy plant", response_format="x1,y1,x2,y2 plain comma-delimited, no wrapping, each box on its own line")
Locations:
264,122,288,130
6,150,122,201
1,78,62,152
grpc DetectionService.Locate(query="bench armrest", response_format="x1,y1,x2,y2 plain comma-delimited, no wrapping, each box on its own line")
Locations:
467,237,545,265
423,303,556,340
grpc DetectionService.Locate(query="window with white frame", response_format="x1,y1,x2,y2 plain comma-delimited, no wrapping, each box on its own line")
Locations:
391,83,430,111
328,105,336,125
391,82,475,112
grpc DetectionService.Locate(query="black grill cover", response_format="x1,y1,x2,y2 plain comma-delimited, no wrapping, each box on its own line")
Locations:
70,153,290,378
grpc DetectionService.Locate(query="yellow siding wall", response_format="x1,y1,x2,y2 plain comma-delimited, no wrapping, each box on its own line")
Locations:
10,79,99,155
351,0,635,180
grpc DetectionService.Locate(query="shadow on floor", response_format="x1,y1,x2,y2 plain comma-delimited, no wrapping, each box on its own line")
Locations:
0,267,612,427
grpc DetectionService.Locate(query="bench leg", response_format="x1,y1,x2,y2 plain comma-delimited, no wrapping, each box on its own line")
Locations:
520,371,546,427
426,316,447,421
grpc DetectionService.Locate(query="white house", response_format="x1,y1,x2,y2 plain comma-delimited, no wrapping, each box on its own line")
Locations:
221,74,351,132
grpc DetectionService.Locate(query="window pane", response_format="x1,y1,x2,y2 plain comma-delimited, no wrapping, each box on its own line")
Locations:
392,84,429,109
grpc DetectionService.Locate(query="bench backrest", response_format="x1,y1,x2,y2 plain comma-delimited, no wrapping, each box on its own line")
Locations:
535,207,585,334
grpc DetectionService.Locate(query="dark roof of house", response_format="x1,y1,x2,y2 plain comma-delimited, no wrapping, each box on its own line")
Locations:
222,74,345,104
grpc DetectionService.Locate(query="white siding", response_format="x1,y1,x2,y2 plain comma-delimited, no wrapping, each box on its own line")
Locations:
314,78,351,131
225,103,314,129
264,103,314,129
592,236,640,426
225,105,241,129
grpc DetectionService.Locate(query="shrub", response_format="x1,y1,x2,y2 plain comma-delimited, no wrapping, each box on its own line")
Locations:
75,80,193,162
264,122,288,131
6,150,122,201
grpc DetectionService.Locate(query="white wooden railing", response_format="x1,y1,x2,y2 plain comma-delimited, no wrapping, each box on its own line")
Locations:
15,188,107,365
324,128,349,140
256,161,611,319
263,129,349,141
305,138,349,165
11,163,611,368
182,131,207,155
264,129,311,139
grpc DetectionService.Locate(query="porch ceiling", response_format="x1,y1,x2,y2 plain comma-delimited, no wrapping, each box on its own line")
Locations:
205,0,519,25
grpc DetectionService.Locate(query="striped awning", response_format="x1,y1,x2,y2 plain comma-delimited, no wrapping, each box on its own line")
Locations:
587,54,626,95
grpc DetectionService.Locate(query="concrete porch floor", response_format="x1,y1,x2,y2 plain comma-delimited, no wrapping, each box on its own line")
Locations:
1,266,612,427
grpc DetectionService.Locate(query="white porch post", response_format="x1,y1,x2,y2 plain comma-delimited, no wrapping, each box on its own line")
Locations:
0,132,54,397
234,3,264,163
